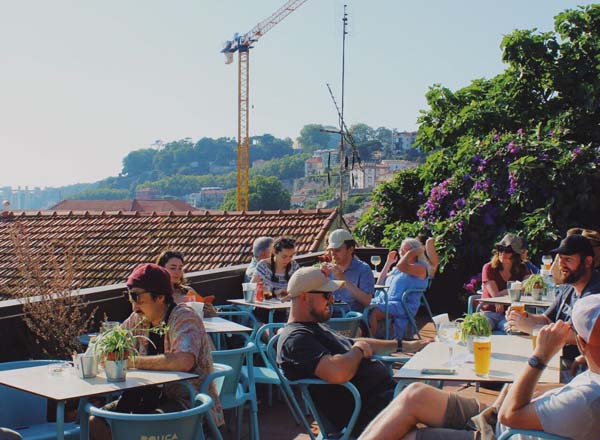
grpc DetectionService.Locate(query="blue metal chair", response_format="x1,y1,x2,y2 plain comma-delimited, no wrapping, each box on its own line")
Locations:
497,428,570,439
325,311,363,338
242,323,300,423
467,294,482,314
214,310,259,349
401,288,433,339
85,393,216,440
208,342,259,440
266,334,362,440
0,360,80,440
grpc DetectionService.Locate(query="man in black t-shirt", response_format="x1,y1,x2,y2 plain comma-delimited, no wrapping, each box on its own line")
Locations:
277,267,398,436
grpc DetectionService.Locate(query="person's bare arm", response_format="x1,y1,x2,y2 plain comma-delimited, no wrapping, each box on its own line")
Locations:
396,248,427,279
425,238,439,277
377,251,398,285
132,352,195,372
498,320,570,429
506,310,552,334
314,340,372,384
354,337,397,355
332,265,373,307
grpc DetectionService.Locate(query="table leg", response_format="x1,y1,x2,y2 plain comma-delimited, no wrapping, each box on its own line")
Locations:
56,400,65,440
384,290,390,340
79,397,89,440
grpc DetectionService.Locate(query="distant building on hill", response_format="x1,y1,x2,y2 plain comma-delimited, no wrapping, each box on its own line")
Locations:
50,199,195,212
304,156,323,176
186,187,229,209
393,131,417,152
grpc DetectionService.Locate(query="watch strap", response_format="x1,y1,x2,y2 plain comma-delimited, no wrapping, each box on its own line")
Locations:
528,355,547,370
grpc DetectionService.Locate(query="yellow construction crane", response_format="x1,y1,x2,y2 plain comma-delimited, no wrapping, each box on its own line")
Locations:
222,0,309,210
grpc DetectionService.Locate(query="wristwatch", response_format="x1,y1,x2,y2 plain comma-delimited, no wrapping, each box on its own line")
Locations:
528,355,547,370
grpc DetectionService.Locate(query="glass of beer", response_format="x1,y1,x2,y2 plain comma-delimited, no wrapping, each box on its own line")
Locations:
532,325,544,349
263,285,273,300
542,255,552,271
511,302,526,315
473,336,492,377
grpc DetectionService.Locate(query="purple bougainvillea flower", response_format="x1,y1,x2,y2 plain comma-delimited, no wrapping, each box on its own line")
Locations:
456,221,465,232
463,173,471,181
493,134,500,141
517,128,524,136
508,172,517,195
539,153,549,161
572,147,582,159
454,198,466,209
548,130,554,138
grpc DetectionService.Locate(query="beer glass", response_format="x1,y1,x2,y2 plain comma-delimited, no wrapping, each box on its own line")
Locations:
473,336,492,377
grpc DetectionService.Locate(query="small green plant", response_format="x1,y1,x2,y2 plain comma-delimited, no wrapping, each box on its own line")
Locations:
459,313,492,340
94,320,168,361
522,274,548,293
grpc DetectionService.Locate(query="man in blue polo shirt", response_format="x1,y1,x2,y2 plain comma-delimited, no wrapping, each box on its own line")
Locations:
325,229,374,315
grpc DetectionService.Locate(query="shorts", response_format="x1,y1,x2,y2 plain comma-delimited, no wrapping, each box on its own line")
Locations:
415,393,480,440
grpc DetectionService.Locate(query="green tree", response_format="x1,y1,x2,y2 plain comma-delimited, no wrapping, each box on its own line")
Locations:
71,188,129,200
297,124,337,153
221,176,291,211
122,149,157,177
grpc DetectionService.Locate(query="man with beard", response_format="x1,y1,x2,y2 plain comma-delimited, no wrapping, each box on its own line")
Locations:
507,234,600,374
277,267,398,437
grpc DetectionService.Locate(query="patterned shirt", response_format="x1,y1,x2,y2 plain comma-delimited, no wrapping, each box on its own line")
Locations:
122,303,224,426
254,259,300,292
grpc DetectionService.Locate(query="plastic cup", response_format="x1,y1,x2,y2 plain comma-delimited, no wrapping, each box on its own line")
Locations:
74,354,98,378
101,321,119,333
242,283,257,302
473,336,491,377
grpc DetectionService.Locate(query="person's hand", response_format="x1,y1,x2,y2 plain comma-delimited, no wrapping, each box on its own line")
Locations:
320,263,333,277
331,264,346,281
495,304,505,314
533,320,570,364
406,247,425,258
570,354,587,377
385,250,398,266
352,340,373,359
506,309,529,333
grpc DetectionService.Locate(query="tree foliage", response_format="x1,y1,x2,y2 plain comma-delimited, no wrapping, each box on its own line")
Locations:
356,4,600,311
221,176,291,211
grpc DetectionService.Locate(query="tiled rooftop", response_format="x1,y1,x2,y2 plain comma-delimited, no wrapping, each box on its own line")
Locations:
0,208,338,296
50,199,195,212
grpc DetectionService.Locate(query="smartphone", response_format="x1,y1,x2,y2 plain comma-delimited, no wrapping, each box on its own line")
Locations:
421,368,456,375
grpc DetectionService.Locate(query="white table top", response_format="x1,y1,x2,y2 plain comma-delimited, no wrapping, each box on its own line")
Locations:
203,316,252,333
228,298,292,310
394,335,560,383
478,295,553,308
0,364,198,401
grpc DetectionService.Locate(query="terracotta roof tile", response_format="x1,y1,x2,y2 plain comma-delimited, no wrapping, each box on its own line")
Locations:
0,209,338,297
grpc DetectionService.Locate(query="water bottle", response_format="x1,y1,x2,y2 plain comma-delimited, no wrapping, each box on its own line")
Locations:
256,282,264,302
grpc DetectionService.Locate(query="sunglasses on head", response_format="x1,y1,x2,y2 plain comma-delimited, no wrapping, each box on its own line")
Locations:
495,245,514,254
309,291,334,301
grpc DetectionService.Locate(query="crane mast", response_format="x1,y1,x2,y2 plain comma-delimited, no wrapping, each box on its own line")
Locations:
222,0,309,210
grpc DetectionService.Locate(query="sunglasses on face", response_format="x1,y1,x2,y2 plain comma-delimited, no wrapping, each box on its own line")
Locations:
495,245,514,254
309,291,334,301
124,288,149,303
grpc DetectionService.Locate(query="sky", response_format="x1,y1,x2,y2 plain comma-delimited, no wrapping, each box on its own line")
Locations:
0,0,595,188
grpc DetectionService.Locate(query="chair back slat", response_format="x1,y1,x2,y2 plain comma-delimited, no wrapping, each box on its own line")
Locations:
325,311,362,338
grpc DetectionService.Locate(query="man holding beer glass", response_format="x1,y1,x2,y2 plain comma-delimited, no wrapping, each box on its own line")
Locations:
506,234,600,377
357,295,600,440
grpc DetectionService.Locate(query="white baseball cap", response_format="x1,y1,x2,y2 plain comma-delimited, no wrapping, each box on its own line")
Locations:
327,229,354,249
287,267,345,297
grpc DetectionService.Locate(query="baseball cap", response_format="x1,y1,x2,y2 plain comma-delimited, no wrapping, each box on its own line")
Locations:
287,267,345,298
550,235,594,258
327,229,354,249
126,263,174,297
572,295,600,365
495,233,523,254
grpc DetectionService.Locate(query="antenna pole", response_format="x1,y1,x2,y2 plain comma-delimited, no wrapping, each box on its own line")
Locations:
338,4,348,217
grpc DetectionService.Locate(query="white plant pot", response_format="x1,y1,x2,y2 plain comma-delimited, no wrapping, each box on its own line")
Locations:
531,288,543,301
105,359,128,382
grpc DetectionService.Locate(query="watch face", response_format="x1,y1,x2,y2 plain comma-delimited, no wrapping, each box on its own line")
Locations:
528,356,545,369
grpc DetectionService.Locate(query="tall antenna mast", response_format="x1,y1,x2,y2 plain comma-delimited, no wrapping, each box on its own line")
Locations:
338,4,348,216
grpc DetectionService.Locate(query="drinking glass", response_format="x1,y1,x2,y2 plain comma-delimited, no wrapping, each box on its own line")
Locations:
473,336,492,377
439,322,461,367
370,255,382,273
532,325,545,350
542,255,552,271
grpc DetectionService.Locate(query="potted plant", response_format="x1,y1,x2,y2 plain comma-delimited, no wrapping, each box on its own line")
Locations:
459,313,492,353
522,274,548,301
94,321,167,382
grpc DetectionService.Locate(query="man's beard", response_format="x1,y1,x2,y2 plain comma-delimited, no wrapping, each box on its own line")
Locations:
560,261,586,284
309,305,332,323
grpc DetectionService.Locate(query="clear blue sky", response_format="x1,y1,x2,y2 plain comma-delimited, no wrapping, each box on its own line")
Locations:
0,0,594,188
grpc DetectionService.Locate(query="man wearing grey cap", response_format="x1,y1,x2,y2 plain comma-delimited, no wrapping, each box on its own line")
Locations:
507,234,600,370
324,229,375,316
277,267,397,437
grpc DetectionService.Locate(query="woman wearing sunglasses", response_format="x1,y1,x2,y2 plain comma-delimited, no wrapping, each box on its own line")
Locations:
481,233,531,331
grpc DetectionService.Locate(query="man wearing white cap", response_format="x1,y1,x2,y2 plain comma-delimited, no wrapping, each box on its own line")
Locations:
358,295,600,440
325,229,375,315
278,267,397,437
